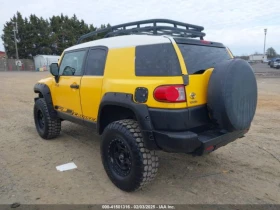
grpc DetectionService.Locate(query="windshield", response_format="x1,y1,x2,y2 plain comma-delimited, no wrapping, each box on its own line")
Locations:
178,44,231,74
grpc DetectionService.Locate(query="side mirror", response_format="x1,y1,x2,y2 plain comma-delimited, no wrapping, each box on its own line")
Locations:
50,63,59,76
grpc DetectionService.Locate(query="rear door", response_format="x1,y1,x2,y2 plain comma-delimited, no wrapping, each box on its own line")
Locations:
175,40,232,107
80,47,108,126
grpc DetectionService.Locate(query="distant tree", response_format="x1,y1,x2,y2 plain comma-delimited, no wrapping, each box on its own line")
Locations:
266,47,277,58
1,12,26,58
1,12,109,58
1,20,15,58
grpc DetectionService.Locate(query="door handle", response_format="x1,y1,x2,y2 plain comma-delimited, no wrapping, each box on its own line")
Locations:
70,83,79,89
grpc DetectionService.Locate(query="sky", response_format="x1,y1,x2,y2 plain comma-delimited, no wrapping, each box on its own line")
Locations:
0,0,279,55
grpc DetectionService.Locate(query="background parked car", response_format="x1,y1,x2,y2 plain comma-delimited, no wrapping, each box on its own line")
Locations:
269,57,280,68
273,60,280,69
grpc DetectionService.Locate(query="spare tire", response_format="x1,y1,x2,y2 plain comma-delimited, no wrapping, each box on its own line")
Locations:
207,59,257,131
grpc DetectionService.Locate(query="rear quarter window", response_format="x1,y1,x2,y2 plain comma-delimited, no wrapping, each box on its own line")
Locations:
135,43,181,76
84,49,107,76
178,44,231,74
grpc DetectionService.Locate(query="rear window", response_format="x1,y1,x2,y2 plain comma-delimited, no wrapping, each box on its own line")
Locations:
178,44,231,74
135,43,181,76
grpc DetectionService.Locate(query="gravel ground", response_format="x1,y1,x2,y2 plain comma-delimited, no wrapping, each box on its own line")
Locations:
0,64,279,204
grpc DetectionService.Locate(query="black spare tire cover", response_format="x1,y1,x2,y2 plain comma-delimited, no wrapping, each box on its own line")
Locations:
207,59,257,131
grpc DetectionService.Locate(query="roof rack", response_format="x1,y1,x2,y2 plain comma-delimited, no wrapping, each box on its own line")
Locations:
77,19,206,44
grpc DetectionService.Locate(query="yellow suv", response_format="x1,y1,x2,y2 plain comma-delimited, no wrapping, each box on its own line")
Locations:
33,19,258,192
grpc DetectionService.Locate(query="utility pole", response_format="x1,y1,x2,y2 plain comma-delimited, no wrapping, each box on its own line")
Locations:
13,21,19,70
263,29,267,61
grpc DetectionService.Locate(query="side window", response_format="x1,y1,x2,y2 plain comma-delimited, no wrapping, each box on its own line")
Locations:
59,50,86,76
135,43,181,76
84,49,107,76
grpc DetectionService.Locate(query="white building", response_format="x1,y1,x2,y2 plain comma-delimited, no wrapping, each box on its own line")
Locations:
249,54,267,62
33,55,60,71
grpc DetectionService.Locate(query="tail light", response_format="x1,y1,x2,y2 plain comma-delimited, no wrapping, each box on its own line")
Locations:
205,145,214,152
154,85,186,102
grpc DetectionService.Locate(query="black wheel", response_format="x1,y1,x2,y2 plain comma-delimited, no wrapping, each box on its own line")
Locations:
34,98,61,139
101,119,158,192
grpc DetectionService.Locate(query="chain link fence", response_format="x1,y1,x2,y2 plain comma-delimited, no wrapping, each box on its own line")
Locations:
0,59,35,71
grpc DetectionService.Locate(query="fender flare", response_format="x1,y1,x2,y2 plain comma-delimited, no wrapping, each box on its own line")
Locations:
34,83,58,119
97,92,158,150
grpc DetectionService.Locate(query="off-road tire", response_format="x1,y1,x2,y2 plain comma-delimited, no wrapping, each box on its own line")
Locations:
101,119,158,192
34,98,61,140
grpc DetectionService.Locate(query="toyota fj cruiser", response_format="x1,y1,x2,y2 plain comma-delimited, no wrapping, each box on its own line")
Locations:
33,19,258,192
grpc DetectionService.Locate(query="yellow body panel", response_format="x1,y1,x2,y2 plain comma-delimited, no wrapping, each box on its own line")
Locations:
58,52,64,65
170,41,188,75
226,47,234,58
185,68,213,107
52,76,83,116
101,47,187,109
37,76,54,87
80,76,103,121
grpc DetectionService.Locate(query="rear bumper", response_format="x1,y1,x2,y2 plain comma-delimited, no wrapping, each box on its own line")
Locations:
148,105,210,131
152,129,247,155
142,106,248,154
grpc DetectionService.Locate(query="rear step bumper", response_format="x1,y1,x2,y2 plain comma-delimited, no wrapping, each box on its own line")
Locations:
153,129,247,155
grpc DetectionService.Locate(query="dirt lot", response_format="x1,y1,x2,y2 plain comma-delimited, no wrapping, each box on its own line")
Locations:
0,63,279,204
